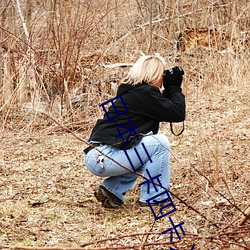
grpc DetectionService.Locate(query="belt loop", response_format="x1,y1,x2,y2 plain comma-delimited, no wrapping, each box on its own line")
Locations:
84,142,103,154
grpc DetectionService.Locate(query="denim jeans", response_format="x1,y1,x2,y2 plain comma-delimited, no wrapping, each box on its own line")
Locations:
84,134,170,203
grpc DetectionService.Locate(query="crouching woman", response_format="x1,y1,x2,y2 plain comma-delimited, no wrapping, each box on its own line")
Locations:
84,54,185,208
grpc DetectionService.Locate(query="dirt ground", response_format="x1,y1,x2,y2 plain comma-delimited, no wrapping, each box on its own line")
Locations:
0,81,249,249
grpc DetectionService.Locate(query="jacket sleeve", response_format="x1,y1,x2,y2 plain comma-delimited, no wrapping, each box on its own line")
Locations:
142,86,186,122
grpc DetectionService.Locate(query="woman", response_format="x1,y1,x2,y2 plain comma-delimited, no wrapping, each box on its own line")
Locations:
84,54,185,209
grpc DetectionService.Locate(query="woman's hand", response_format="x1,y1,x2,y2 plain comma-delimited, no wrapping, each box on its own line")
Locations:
163,66,184,88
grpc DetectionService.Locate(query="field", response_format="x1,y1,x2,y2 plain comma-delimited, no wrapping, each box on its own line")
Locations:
0,0,249,249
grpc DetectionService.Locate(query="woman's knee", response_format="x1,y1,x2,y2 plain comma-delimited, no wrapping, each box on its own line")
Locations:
142,133,170,150
152,134,170,149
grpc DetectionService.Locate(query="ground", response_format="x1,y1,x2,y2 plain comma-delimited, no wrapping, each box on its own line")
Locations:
0,80,249,249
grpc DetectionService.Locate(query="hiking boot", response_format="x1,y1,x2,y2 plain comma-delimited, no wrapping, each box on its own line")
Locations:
94,186,123,208
139,201,167,211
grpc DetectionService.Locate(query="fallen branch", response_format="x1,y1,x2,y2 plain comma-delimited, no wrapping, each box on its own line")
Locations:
103,63,134,68
239,207,250,226
1,228,249,250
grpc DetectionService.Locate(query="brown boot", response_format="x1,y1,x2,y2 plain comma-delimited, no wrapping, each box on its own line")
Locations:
94,186,123,208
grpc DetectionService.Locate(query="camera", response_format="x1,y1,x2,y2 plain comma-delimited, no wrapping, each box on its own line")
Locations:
163,66,184,88
163,66,184,77
164,67,174,75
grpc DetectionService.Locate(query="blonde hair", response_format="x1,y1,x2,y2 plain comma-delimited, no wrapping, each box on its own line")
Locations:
122,54,165,85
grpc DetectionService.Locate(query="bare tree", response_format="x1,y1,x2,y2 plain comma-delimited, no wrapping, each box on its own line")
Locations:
168,0,175,42
13,0,38,104
147,0,153,53
200,0,207,27
0,0,15,116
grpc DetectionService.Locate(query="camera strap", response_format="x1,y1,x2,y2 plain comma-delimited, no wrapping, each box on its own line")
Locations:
170,121,185,136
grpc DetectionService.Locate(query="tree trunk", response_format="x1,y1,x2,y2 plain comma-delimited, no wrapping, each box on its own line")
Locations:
147,0,153,54
13,0,38,104
200,0,207,27
168,0,175,42
0,0,15,113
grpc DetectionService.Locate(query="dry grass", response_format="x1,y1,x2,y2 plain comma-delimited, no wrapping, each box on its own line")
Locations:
0,78,249,249
0,0,249,249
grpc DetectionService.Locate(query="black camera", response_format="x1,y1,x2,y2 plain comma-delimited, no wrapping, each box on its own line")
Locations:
164,67,175,75
163,66,184,88
163,66,184,77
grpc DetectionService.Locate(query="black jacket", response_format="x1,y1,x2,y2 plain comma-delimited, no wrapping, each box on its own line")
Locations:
88,83,185,149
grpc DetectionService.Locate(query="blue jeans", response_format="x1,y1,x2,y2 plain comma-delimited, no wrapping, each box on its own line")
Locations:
84,134,170,203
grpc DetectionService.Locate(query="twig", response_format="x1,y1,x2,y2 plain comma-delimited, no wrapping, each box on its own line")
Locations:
203,139,237,206
13,0,30,45
106,8,207,53
80,232,162,247
219,206,250,232
190,163,248,217
103,63,134,68
239,207,250,226
0,247,85,250
141,218,156,249
1,229,249,249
